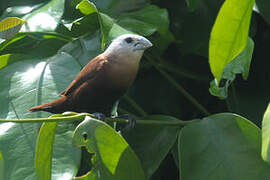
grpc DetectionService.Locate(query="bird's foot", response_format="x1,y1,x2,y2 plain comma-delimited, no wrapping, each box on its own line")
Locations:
92,112,106,122
115,114,136,131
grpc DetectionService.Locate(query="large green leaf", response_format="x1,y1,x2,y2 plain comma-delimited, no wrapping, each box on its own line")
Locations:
0,122,40,179
0,32,72,58
209,0,255,83
123,115,180,179
114,5,169,36
22,0,65,31
0,37,90,179
262,103,270,164
179,113,270,180
72,116,146,180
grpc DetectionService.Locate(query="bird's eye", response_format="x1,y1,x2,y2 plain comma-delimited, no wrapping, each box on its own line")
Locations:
124,37,133,43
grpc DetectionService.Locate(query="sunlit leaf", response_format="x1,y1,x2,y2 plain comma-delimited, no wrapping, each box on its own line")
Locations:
262,103,270,164
0,17,26,39
22,0,65,31
35,120,58,180
209,38,254,99
72,116,146,180
209,0,255,83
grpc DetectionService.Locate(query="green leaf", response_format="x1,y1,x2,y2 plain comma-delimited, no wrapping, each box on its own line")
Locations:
262,103,270,164
209,0,255,83
0,54,29,70
76,0,131,49
0,17,26,39
35,121,58,180
60,32,102,66
0,46,84,179
179,113,270,180
185,0,201,12
115,5,169,36
72,116,146,180
76,0,98,15
22,0,65,31
99,12,131,48
0,122,40,180
123,115,180,179
70,13,99,37
209,38,254,99
0,32,72,58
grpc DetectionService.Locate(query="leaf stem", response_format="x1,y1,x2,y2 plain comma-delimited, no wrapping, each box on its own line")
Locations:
0,112,198,127
145,55,211,116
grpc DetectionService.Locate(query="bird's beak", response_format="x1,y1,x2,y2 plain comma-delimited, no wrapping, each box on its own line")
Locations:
134,37,153,51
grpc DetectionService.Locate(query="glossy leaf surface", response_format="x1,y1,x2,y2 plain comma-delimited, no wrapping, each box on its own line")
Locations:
179,113,270,180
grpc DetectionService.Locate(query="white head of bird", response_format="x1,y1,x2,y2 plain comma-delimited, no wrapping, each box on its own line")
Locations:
104,34,153,60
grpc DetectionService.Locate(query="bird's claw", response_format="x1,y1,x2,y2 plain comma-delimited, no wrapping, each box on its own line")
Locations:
116,114,136,131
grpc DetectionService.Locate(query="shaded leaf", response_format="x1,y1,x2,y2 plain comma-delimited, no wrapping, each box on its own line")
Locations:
123,115,180,179
209,38,254,99
185,0,201,12
0,122,39,180
115,5,169,36
0,17,25,39
0,32,72,58
209,0,255,83
72,116,146,180
255,0,270,25
179,113,270,180
262,103,270,163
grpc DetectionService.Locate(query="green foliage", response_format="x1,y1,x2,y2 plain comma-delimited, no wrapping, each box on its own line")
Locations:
209,38,254,99
73,116,146,180
0,0,269,179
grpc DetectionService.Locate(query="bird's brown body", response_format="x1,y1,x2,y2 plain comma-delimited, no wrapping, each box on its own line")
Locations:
29,34,152,116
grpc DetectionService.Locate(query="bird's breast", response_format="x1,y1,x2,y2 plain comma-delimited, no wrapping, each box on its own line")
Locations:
102,59,139,90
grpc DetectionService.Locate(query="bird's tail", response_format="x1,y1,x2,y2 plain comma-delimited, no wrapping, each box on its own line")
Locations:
28,96,69,114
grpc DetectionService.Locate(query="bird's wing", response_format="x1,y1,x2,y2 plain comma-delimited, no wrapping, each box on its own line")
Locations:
61,55,108,96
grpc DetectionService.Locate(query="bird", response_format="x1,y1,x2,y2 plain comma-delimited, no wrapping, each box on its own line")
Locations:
28,34,152,117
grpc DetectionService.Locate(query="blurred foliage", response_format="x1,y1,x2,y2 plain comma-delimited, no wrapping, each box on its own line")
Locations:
0,0,270,179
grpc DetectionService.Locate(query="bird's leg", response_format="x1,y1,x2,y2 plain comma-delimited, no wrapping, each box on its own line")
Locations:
92,112,106,122
115,114,136,131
